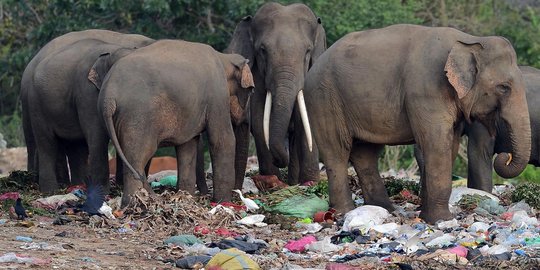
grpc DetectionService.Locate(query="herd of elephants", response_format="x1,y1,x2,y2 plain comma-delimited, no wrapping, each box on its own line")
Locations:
19,2,540,224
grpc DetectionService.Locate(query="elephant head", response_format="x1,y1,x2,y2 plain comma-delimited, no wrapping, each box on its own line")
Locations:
88,47,134,90
445,37,531,178
225,2,326,167
218,53,255,126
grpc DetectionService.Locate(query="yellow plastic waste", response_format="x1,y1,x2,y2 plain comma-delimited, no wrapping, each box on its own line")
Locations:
206,248,261,270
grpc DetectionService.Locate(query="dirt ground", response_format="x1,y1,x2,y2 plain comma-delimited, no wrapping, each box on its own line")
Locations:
0,218,166,269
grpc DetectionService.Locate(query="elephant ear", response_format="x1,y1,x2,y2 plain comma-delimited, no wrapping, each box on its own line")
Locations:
240,60,255,89
224,16,254,67
445,41,483,122
445,41,483,99
311,17,327,67
88,52,112,90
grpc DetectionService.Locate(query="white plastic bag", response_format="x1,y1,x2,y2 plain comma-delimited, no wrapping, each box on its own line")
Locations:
342,205,390,232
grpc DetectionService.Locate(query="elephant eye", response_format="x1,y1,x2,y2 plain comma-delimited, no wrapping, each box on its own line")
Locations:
497,84,511,94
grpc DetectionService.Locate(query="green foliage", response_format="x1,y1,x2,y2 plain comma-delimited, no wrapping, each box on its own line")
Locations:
1,0,540,184
384,178,420,196
0,111,24,147
512,182,540,209
517,165,540,184
306,179,329,199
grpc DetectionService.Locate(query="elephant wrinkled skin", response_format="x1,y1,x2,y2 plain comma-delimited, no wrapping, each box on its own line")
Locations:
98,40,254,206
21,30,154,193
466,66,540,192
304,24,531,224
226,2,326,185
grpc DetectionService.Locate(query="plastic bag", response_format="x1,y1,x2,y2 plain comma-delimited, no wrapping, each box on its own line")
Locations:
284,235,317,253
150,175,177,188
271,195,328,219
163,234,202,246
206,248,260,270
342,205,390,232
449,187,499,206
306,237,342,253
236,214,266,227
32,193,79,209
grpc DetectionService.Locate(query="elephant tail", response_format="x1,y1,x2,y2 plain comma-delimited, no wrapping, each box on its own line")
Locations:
102,98,144,181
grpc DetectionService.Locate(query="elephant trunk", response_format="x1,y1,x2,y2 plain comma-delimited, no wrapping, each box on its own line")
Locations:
493,90,531,178
267,85,297,167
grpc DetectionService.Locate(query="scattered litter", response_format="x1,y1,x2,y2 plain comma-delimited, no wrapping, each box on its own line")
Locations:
251,175,288,192
237,214,266,227
437,219,459,230
150,175,177,188
80,257,96,263
210,239,265,254
20,242,66,251
0,252,51,265
164,235,202,246
271,195,329,218
284,235,317,253
175,255,211,269
306,237,342,253
342,205,390,232
449,187,500,206
206,248,260,269
0,192,19,200
98,202,115,219
242,177,260,194
32,193,79,209
15,236,32,242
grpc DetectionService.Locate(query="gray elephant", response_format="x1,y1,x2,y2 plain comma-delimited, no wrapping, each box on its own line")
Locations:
226,2,326,185
21,30,154,192
465,66,540,192
304,24,531,223
98,40,254,206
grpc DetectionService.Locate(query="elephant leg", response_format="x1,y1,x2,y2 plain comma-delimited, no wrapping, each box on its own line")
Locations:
35,131,60,193
467,122,495,192
144,158,152,178
176,137,198,194
115,153,124,186
234,122,250,189
250,88,281,177
207,114,236,202
22,114,37,180
196,134,208,195
119,136,156,207
413,144,427,211
350,142,394,211
287,134,300,185
293,108,320,183
65,140,89,185
318,139,354,213
416,130,455,223
55,148,70,186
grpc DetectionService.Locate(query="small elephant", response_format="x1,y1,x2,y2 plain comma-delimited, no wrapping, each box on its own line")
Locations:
304,24,531,223
465,66,540,191
21,30,154,192
98,40,254,206
226,2,326,185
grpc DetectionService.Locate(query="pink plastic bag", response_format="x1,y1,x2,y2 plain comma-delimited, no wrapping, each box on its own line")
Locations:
284,235,317,253
0,192,19,201
447,246,468,258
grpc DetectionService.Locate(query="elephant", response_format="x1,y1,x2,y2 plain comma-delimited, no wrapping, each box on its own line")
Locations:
225,2,326,185
21,30,154,193
98,39,254,206
304,24,531,224
464,65,540,192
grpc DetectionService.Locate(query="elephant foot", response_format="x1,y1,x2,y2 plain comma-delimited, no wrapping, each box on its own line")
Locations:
39,182,59,194
120,179,147,208
419,206,453,224
365,197,395,212
331,200,356,215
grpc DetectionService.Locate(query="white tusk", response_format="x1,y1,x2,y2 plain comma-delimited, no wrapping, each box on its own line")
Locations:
297,90,313,152
263,91,272,150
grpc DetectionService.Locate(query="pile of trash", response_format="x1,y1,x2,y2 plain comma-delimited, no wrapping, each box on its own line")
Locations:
1,167,540,269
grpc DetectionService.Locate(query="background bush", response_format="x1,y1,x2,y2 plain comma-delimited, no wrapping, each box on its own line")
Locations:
1,0,539,180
